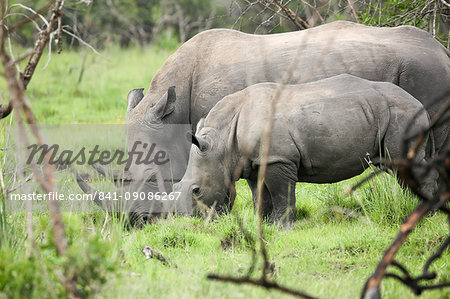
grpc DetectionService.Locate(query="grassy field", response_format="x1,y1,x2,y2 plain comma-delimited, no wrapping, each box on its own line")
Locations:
0,47,449,298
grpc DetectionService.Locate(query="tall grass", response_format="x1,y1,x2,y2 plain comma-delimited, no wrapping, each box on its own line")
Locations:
0,189,5,247
301,168,419,226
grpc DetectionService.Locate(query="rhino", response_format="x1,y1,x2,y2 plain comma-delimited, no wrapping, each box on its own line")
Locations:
80,21,449,219
123,21,448,188
174,75,436,224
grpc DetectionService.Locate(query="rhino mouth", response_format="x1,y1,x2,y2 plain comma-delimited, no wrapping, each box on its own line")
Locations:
191,187,231,215
72,165,180,217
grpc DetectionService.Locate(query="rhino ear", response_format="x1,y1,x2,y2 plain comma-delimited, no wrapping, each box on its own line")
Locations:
186,132,210,152
152,86,176,119
127,88,144,111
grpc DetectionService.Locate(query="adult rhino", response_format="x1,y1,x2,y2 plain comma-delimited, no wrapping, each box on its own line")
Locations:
174,75,436,224
80,21,449,218
129,20,448,144
124,21,449,184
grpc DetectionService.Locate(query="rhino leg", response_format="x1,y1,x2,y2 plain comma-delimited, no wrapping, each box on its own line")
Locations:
246,178,273,219
382,112,438,199
263,163,297,227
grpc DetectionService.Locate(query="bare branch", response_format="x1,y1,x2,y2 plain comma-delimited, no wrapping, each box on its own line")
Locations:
8,173,33,193
10,3,49,26
7,48,33,66
5,12,42,31
208,274,317,299
345,0,360,22
265,0,310,29
20,0,65,88
0,0,65,120
61,28,102,56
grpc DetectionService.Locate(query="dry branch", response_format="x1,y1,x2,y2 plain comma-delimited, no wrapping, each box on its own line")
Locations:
20,0,65,88
207,274,317,299
0,0,65,120
345,0,360,22
8,1,53,32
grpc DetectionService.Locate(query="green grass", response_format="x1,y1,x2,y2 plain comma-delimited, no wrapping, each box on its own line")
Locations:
0,46,173,124
0,46,449,298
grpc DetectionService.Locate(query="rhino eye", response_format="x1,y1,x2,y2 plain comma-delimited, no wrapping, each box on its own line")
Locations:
146,174,157,182
192,186,201,196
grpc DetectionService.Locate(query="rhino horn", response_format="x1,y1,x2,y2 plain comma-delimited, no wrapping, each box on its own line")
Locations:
72,166,115,211
127,88,144,111
91,163,132,186
149,86,176,119
196,118,205,132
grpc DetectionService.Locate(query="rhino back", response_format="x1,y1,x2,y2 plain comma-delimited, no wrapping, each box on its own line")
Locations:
131,22,448,154
189,22,448,124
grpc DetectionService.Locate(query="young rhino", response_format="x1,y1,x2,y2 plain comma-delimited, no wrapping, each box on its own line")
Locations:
175,74,435,224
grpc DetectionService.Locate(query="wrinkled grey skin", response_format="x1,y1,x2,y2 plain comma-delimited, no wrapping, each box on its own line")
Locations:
125,21,449,195
174,75,436,225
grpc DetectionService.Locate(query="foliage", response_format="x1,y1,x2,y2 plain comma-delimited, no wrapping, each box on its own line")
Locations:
0,231,117,298
5,0,450,50
359,0,450,47
7,0,230,48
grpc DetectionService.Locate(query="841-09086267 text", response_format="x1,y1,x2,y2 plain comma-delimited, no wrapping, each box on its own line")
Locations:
9,191,181,202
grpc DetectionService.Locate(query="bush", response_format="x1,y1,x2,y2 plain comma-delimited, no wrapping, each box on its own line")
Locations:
0,231,118,298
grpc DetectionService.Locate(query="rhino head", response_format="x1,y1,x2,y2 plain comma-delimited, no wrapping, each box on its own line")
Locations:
125,86,191,189
76,86,192,221
174,122,236,217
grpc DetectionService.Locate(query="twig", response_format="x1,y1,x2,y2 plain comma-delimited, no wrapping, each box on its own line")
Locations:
20,0,65,88
0,161,7,202
345,0,360,22
7,172,33,193
265,0,310,30
8,1,53,32
208,274,316,299
0,0,66,120
142,245,176,267
347,167,387,194
10,3,49,26
7,48,34,66
62,28,103,56
207,25,338,298
100,212,109,236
